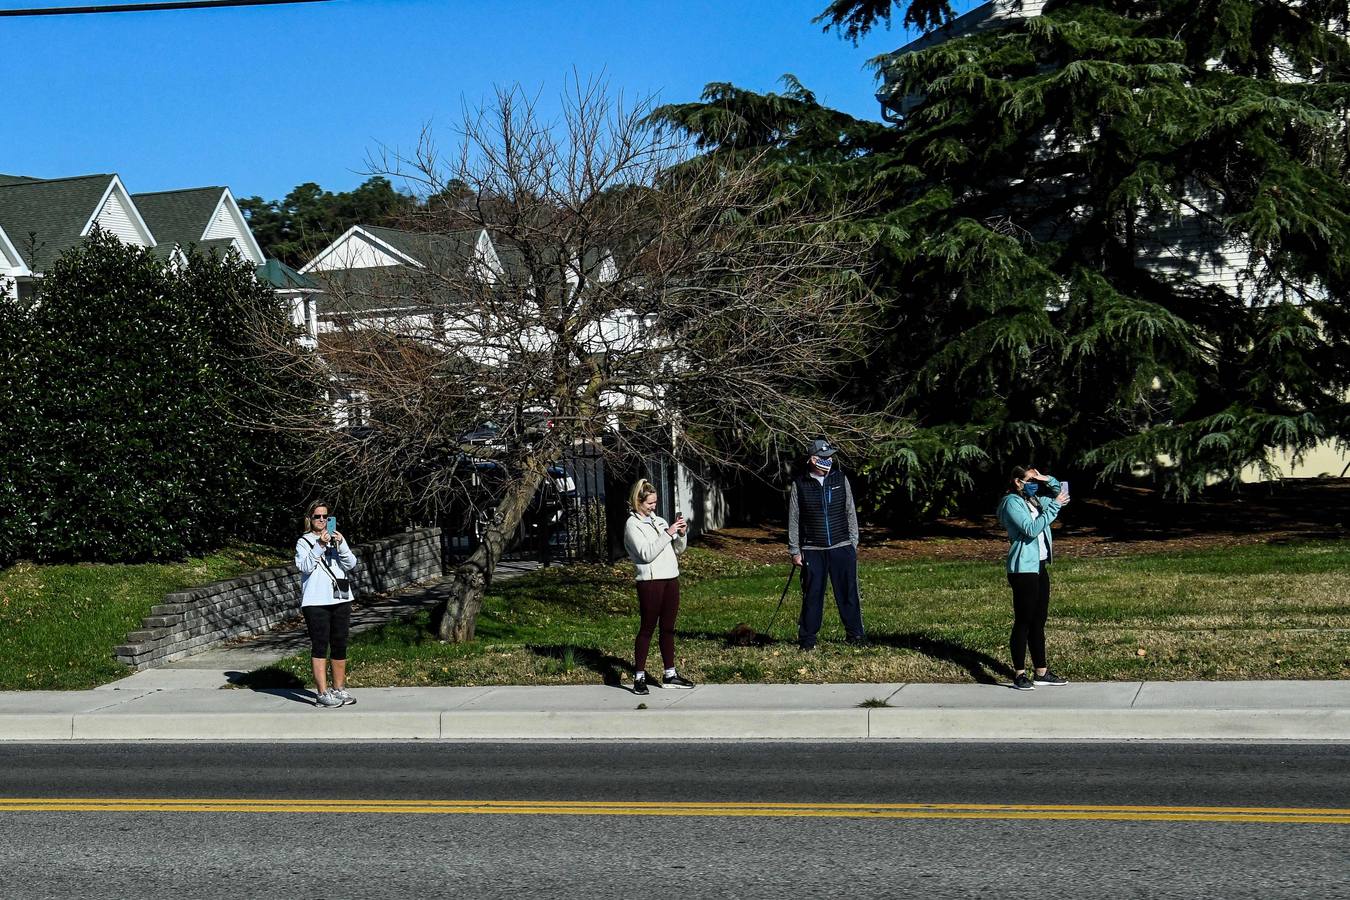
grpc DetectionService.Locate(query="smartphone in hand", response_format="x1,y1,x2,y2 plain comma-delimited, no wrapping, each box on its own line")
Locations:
326,516,338,535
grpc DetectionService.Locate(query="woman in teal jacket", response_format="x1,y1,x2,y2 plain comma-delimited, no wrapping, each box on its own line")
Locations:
997,466,1070,691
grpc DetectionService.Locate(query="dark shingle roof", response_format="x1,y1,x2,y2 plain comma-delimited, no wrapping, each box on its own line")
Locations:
312,265,443,315
361,225,479,271
0,174,44,186
0,174,118,270
131,187,224,250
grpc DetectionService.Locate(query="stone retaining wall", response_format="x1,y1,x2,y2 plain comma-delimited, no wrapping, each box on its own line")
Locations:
114,528,443,671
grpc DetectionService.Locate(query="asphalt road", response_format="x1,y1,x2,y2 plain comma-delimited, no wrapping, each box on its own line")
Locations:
0,743,1345,899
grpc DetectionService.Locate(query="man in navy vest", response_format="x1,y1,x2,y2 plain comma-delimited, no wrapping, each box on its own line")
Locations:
787,438,866,650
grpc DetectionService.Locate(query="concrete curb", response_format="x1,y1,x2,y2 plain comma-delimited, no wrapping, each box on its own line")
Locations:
2,682,1346,742
0,707,1345,742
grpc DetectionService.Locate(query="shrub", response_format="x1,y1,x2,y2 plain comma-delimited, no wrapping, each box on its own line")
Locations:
0,231,311,563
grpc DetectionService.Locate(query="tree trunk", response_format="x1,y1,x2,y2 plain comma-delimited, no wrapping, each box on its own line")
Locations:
437,461,547,642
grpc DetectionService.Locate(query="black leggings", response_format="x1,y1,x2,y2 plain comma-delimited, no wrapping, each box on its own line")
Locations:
634,578,680,671
303,602,352,660
1007,563,1050,671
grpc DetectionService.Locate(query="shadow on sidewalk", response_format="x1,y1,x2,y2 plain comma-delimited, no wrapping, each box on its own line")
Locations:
527,644,629,687
869,633,1014,685
227,667,313,704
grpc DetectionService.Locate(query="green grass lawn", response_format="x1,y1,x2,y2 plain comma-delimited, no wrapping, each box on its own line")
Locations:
0,545,286,690
258,539,1350,688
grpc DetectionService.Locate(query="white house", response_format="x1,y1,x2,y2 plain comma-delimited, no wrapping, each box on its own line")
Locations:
299,224,506,342
0,172,320,354
0,221,30,299
0,173,157,300
131,185,265,268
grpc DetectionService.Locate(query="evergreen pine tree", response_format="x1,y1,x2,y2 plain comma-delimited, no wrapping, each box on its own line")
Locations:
654,0,1350,510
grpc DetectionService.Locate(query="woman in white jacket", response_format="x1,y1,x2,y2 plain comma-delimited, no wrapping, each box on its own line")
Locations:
623,479,691,695
295,499,359,708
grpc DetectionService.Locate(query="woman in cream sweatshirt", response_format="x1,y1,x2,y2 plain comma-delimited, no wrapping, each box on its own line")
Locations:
623,478,691,694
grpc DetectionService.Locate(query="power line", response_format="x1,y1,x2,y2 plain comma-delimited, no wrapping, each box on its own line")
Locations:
0,0,332,16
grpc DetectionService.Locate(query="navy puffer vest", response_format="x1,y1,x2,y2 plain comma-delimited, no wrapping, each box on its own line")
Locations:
796,468,850,548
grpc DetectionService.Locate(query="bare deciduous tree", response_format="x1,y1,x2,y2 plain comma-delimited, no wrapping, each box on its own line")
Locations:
259,78,877,641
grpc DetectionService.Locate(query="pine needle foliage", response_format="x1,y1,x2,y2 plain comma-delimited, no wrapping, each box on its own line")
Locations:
654,0,1350,511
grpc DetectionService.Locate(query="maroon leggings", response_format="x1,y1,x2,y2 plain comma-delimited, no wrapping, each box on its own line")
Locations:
634,577,680,671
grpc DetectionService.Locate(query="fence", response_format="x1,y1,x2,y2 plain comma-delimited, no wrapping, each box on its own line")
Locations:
442,443,610,564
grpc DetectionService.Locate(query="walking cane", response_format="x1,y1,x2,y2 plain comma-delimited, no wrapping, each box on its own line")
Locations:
761,561,800,638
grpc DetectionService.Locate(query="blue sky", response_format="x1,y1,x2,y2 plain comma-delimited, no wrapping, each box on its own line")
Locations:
0,0,981,201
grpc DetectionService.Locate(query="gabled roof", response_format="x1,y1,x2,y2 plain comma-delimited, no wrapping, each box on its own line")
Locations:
360,225,481,273
0,174,44,186
131,187,225,248
0,173,127,271
0,222,30,276
301,224,487,275
879,0,1049,117
132,185,265,266
887,0,1046,56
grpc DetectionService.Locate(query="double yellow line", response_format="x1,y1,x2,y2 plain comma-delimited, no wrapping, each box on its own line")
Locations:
0,799,1346,824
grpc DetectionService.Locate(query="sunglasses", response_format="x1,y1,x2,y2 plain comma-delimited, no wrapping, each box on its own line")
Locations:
310,514,328,520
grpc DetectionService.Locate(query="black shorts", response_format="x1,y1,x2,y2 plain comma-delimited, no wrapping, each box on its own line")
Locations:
302,602,352,660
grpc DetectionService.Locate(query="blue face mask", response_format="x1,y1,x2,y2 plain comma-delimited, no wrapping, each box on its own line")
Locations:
1022,482,1039,497
813,456,833,471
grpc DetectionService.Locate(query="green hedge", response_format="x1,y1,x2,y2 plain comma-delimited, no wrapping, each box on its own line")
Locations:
0,231,313,564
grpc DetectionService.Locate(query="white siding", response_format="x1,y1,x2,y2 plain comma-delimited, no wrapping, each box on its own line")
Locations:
307,232,411,271
318,312,437,336
203,194,265,265
0,227,26,293
471,229,504,283
1241,440,1350,481
94,189,152,247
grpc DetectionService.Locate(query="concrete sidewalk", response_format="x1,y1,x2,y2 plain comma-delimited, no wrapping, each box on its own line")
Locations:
0,681,1346,742
98,559,544,692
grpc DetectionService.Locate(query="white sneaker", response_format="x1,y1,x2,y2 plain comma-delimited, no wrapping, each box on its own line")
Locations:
314,689,343,708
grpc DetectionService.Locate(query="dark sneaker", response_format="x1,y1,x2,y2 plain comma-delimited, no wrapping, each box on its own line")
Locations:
663,673,695,689
332,687,356,706
632,675,649,695
798,642,816,652
1011,674,1036,691
314,689,343,708
846,636,869,647
1033,670,1068,686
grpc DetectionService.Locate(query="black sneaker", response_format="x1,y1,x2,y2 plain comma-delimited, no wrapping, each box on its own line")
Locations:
846,636,869,647
632,674,649,695
663,673,695,689
1033,670,1068,686
1012,673,1036,691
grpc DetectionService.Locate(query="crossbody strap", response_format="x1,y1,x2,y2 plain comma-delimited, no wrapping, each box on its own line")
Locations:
303,536,342,586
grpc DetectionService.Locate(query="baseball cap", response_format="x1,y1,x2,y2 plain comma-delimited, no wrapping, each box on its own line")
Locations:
806,438,837,458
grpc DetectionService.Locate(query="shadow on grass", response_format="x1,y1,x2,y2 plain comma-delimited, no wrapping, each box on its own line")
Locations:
527,644,630,687
676,628,783,648
679,629,1011,685
869,633,1014,685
